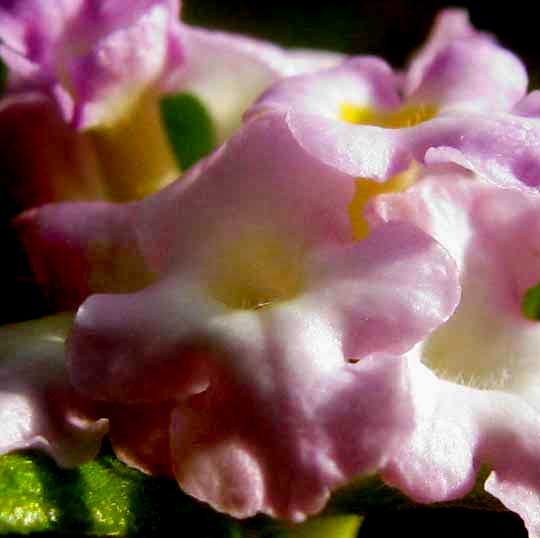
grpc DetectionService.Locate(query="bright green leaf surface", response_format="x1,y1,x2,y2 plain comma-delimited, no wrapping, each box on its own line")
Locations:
159,92,216,171
522,282,540,320
0,447,240,537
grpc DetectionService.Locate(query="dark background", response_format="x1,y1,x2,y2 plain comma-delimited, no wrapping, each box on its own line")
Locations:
184,0,540,85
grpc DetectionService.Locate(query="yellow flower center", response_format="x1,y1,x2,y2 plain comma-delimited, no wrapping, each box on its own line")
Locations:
207,232,305,311
348,165,420,240
87,91,179,201
340,103,437,128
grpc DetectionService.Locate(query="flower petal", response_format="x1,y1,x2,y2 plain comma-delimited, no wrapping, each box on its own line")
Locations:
68,1,183,128
0,314,108,467
407,39,527,112
382,356,540,538
367,171,540,392
0,93,104,207
171,351,411,521
248,57,400,121
133,111,356,274
368,169,540,536
15,200,153,309
168,25,296,142
405,8,486,95
405,9,527,112
0,0,184,128
307,221,460,360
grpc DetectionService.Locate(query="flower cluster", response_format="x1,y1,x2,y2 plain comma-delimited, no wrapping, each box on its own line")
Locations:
2,4,540,536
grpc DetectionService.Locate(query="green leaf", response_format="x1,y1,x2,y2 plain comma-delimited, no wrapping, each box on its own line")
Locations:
159,92,216,171
0,446,240,537
522,282,540,320
0,57,7,97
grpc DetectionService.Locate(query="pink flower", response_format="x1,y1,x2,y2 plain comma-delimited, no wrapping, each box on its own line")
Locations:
14,112,460,519
366,166,540,537
246,10,540,192
0,0,183,128
0,1,344,205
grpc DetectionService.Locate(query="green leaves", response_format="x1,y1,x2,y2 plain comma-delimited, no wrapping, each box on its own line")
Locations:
0,447,240,537
522,283,540,320
160,92,216,171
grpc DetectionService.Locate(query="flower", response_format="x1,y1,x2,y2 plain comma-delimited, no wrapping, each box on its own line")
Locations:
0,0,184,129
0,1,345,205
364,166,540,537
0,0,184,202
246,9,540,193
15,112,460,520
0,314,108,467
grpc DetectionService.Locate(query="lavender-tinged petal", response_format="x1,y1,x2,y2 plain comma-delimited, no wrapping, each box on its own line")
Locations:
307,221,460,360
0,1,184,127
167,25,293,142
69,1,183,128
15,200,153,309
367,173,540,392
383,357,540,538
368,170,540,535
171,337,412,521
405,8,495,97
513,91,540,118
67,277,216,403
284,48,346,74
0,93,104,207
407,38,527,112
410,113,540,191
247,57,401,123
134,112,356,274
0,314,108,467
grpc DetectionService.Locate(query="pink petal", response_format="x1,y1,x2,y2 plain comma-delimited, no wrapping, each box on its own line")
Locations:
368,169,540,535
513,91,540,118
69,1,183,128
307,221,460,360
405,9,527,111
171,353,412,521
169,24,300,142
248,57,401,122
0,93,104,207
68,220,459,520
15,200,153,309
382,357,540,538
407,39,527,112
133,111,356,274
104,400,175,476
0,314,108,467
0,0,184,128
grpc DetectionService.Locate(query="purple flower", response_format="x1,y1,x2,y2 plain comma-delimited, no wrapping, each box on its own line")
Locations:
365,166,540,537
246,9,540,192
